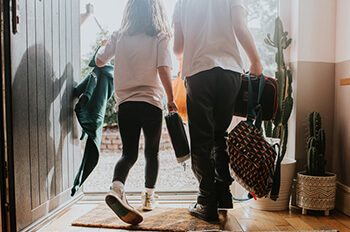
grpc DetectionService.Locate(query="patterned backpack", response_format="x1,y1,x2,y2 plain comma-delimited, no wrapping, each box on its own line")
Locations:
227,74,282,199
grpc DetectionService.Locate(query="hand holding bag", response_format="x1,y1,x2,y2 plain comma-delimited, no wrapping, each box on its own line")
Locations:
234,74,278,120
227,74,281,200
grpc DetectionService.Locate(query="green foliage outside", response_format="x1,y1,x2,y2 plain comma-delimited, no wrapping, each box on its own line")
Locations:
81,30,118,128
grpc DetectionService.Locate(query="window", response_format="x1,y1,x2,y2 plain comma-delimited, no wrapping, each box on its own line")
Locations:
246,0,278,76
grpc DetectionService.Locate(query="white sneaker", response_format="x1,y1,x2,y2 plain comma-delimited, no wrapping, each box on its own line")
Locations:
141,192,157,211
105,185,143,225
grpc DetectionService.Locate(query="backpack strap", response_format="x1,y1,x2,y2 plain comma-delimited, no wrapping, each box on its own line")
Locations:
270,143,282,201
246,74,266,130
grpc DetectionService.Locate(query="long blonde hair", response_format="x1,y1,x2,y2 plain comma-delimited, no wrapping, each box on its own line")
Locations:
120,0,172,38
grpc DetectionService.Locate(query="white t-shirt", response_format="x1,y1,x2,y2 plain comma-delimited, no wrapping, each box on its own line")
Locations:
173,0,246,78
97,32,172,110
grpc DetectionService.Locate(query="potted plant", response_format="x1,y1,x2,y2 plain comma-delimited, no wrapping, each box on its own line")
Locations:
296,112,336,216
249,17,296,211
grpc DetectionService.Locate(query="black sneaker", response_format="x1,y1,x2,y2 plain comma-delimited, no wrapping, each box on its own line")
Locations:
105,187,143,225
188,203,219,222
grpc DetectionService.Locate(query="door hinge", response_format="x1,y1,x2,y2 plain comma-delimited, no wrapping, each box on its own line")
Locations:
4,202,10,212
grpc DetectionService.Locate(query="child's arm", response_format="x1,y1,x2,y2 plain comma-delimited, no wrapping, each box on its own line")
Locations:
96,40,108,67
157,34,177,112
158,66,177,112
96,32,118,68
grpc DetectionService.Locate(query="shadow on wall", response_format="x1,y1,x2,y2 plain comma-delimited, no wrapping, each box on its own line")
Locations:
12,44,79,208
337,118,350,184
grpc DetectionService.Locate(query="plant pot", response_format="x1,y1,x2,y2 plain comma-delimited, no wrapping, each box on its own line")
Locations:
296,171,336,216
249,158,296,211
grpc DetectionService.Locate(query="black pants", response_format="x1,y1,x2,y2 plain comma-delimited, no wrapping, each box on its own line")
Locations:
186,67,241,206
113,102,162,189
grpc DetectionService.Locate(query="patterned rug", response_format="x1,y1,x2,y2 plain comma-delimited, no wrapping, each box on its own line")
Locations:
72,204,230,232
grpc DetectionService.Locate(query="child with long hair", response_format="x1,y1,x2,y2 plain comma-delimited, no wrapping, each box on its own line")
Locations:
96,0,176,225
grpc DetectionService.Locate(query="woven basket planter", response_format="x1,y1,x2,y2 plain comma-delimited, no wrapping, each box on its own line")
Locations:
296,171,336,216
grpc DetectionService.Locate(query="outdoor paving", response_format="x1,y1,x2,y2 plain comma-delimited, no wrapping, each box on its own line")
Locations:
83,149,198,193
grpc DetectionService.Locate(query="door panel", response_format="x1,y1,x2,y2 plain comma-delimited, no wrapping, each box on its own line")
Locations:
1,1,5,230
11,0,81,230
43,0,55,201
11,0,31,228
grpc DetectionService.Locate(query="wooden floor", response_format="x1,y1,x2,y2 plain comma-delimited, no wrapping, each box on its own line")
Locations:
38,200,350,232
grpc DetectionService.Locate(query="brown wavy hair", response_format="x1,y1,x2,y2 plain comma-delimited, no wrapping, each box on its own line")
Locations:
120,0,172,38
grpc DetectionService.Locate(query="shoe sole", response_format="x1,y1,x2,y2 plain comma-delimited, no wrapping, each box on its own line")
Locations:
105,194,143,225
142,206,155,211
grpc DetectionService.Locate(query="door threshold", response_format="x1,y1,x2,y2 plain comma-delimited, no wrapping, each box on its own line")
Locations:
82,191,198,205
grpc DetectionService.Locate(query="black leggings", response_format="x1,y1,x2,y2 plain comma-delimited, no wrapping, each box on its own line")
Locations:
113,102,162,189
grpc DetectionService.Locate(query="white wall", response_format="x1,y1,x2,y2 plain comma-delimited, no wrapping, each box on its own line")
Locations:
284,0,336,63
336,0,350,62
297,0,336,63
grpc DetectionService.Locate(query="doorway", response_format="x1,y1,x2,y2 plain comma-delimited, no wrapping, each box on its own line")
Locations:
79,0,279,196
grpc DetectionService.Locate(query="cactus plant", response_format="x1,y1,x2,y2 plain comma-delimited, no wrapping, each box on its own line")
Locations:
263,17,293,161
306,112,326,176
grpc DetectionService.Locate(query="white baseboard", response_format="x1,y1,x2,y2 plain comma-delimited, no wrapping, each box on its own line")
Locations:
336,182,350,216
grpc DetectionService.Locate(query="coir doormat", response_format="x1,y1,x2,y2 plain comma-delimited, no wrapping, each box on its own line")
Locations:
72,204,227,232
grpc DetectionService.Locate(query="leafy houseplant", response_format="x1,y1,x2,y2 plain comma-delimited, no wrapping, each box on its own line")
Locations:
250,17,296,211
296,112,336,216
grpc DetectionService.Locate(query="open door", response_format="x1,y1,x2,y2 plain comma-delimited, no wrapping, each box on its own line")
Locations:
1,1,4,229
9,0,82,230
1,0,6,229
1,0,15,231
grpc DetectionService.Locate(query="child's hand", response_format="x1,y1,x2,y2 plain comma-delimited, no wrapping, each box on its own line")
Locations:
101,39,108,46
167,101,178,113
